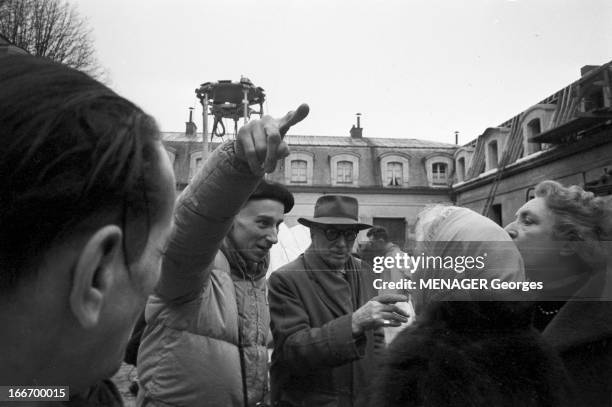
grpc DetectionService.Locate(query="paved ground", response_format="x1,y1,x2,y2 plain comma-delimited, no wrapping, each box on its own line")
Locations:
111,362,137,407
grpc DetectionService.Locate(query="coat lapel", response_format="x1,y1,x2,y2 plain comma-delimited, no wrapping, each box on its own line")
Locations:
302,248,354,317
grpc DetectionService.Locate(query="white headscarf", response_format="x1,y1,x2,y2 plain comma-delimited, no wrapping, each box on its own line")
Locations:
411,205,526,315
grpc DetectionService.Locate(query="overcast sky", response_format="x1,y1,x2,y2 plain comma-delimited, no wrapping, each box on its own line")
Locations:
77,0,612,144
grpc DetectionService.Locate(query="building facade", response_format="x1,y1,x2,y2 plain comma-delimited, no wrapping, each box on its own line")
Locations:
161,60,612,249
162,124,457,249
453,61,612,226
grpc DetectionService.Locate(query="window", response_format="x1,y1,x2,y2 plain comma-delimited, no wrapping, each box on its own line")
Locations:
387,162,403,186
424,154,452,187
525,118,542,155
380,154,409,188
487,140,498,170
336,161,353,184
520,104,555,158
290,160,307,183
457,157,466,182
432,162,447,185
330,154,359,187
284,152,314,185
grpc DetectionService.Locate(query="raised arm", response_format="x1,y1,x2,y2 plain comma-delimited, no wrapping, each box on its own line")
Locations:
156,104,309,302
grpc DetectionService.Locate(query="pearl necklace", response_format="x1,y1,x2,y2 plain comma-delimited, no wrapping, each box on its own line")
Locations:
537,305,560,316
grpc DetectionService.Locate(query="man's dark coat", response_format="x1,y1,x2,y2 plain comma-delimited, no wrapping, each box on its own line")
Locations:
268,248,382,407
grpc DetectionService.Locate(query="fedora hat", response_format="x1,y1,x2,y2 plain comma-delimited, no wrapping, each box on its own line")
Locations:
298,195,372,230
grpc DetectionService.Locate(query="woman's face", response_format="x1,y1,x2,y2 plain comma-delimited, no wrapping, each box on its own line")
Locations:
504,197,560,276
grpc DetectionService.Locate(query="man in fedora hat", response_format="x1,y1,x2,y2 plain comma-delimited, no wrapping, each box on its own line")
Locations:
268,195,410,406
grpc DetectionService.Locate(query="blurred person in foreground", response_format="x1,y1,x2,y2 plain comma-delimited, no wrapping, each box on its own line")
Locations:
367,294,574,407
505,180,612,406
268,195,409,407
0,53,308,406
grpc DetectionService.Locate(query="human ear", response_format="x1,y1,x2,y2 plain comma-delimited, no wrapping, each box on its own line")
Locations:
69,225,123,328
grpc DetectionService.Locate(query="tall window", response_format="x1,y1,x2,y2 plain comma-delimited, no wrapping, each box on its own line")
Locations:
432,163,447,184
526,118,542,155
487,140,498,170
337,161,353,184
290,160,307,183
457,157,465,182
386,162,403,186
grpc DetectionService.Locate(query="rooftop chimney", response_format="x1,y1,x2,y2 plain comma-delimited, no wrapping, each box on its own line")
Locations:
350,113,363,138
185,107,197,137
455,131,459,145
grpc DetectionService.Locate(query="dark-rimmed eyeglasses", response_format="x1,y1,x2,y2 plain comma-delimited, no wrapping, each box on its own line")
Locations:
314,226,358,242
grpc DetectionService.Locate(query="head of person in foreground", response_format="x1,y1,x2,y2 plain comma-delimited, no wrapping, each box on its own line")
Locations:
0,55,176,390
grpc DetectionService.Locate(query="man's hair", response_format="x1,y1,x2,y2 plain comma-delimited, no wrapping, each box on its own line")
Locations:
535,180,612,267
368,297,574,407
366,226,389,241
0,55,166,291
249,180,294,213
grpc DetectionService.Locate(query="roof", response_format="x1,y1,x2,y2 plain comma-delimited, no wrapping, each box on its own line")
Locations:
285,135,457,149
161,132,457,149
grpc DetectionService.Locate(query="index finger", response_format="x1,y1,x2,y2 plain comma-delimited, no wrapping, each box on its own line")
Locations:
277,103,310,136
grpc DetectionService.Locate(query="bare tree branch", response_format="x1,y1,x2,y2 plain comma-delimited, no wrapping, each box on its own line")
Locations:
0,0,104,78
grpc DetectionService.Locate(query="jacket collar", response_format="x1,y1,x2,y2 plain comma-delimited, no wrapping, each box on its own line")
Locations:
220,237,269,281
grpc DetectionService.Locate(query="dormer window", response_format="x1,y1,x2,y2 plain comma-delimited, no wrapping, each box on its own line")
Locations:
330,153,359,187
487,140,499,170
380,154,409,188
284,151,314,185
290,160,308,183
525,118,542,155
520,104,555,157
456,157,466,182
387,162,403,186
424,154,453,187
432,162,448,185
337,161,353,184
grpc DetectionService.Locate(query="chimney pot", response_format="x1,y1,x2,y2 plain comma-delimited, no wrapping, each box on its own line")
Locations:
185,107,197,137
350,113,363,138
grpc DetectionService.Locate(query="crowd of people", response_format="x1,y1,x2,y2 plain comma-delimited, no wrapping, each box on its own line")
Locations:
1,54,611,407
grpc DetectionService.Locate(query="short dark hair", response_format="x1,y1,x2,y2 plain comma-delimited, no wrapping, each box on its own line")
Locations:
367,226,389,241
249,180,294,213
0,55,166,291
